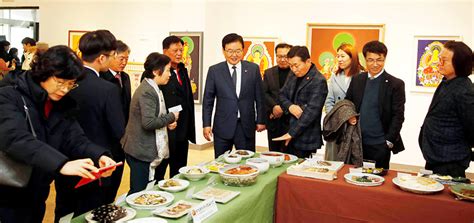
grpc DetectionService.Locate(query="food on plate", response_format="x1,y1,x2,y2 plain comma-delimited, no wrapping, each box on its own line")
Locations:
399,176,440,190
224,166,257,175
362,167,384,174
161,179,181,188
91,204,127,222
351,175,381,183
317,161,332,166
261,152,283,156
235,150,249,155
303,167,329,173
133,194,167,205
165,202,193,216
205,161,227,172
459,188,474,197
187,168,203,174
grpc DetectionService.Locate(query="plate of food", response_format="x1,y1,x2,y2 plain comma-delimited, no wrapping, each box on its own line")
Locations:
158,179,189,193
85,204,136,222
283,154,298,163
449,183,474,201
204,160,228,173
126,191,174,209
344,173,385,186
232,150,255,159
127,217,168,223
392,175,444,194
193,187,240,203
153,200,197,218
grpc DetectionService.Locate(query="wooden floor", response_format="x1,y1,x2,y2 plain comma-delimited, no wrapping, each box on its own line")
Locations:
43,147,218,223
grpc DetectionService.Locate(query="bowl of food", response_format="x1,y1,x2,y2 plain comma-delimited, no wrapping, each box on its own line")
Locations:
125,191,174,209
179,166,209,181
246,158,269,174
158,179,190,193
232,150,255,159
224,154,242,164
219,164,259,186
260,152,284,167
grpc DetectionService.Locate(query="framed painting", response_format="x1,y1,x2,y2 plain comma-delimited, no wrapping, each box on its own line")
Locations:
124,62,144,96
306,23,385,79
68,30,88,57
412,35,461,93
170,31,204,104
243,37,279,79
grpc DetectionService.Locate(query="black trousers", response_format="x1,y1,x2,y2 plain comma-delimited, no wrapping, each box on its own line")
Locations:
213,120,255,158
168,130,190,178
266,117,289,153
0,184,49,223
425,161,467,178
362,143,391,169
125,154,169,195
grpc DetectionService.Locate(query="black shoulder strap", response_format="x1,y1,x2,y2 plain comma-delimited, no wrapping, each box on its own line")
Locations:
20,95,37,138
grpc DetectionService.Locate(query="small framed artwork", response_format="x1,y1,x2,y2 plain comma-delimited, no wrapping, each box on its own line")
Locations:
124,62,144,96
243,37,280,79
411,35,462,93
170,31,204,104
68,30,88,57
306,23,385,79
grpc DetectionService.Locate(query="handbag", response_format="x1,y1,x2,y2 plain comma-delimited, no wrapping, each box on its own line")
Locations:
0,94,36,188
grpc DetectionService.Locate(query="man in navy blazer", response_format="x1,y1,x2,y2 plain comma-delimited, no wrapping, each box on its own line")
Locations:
346,41,406,169
203,33,265,158
54,30,125,220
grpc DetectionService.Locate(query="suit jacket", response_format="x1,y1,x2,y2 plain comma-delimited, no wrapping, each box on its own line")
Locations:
345,71,405,154
159,62,196,143
100,70,132,123
68,67,126,159
121,80,175,162
203,60,265,139
419,77,474,166
280,64,328,150
263,66,289,136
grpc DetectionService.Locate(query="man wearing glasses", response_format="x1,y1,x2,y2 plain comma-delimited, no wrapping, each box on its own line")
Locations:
203,33,265,158
262,43,292,152
345,41,406,170
54,30,125,221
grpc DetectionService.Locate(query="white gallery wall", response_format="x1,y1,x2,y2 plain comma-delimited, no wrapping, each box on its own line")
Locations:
3,0,473,172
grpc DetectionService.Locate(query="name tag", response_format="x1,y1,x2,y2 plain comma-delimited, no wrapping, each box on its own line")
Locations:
169,105,183,113
190,198,218,223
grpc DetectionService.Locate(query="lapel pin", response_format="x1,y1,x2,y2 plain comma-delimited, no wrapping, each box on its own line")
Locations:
385,80,389,82
306,77,310,80
244,69,248,73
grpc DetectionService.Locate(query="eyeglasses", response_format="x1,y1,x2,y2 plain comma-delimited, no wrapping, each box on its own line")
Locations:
225,49,243,55
366,59,385,64
53,76,79,91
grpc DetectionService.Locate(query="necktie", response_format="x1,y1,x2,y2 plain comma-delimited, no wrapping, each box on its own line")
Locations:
232,66,237,87
115,72,123,88
175,70,183,86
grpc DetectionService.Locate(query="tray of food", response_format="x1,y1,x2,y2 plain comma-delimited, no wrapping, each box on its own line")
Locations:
392,175,444,194
85,204,136,222
153,200,197,218
126,191,174,209
158,179,189,193
193,187,240,204
344,173,385,186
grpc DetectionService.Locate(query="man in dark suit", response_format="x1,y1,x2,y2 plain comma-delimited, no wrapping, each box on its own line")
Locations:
278,46,328,158
263,43,292,152
346,41,405,169
203,33,265,158
54,30,125,221
419,41,474,177
160,36,196,177
98,40,131,203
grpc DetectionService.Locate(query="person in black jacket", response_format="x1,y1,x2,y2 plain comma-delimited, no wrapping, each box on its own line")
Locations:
0,45,116,223
54,30,125,221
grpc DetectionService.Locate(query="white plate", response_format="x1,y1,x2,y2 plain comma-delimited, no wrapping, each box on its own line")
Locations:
127,217,168,223
85,207,136,222
344,173,385,187
231,150,255,159
193,187,240,203
392,177,444,194
154,200,197,219
283,154,298,163
126,191,174,209
158,179,190,193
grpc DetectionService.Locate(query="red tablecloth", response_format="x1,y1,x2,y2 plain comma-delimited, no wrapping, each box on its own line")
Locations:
275,166,474,223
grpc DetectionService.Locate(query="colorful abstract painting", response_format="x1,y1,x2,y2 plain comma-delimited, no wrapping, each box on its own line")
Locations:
306,24,384,79
413,36,461,92
68,30,88,58
170,32,204,103
243,37,278,79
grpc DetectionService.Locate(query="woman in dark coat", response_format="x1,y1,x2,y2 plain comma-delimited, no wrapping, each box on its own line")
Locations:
0,45,116,223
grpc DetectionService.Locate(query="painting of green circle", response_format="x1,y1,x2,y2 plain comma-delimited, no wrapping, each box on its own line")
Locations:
333,32,355,51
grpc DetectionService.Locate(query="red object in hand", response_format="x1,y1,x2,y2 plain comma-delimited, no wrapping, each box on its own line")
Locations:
74,162,123,189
